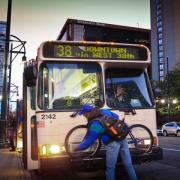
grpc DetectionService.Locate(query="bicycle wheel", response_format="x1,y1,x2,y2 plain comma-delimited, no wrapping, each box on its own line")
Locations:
65,125,101,158
127,124,153,154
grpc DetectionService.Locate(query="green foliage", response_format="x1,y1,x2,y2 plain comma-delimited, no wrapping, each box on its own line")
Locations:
160,69,180,99
152,68,180,116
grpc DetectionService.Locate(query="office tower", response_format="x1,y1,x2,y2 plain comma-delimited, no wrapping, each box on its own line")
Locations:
151,0,180,81
0,22,6,106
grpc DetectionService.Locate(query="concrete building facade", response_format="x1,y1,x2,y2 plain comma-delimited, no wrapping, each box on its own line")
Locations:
151,0,180,81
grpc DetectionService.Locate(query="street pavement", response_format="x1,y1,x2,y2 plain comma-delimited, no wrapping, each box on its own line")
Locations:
0,148,31,180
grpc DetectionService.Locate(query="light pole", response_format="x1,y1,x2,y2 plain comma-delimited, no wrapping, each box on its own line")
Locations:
0,33,26,145
166,57,170,121
0,0,12,146
7,35,26,125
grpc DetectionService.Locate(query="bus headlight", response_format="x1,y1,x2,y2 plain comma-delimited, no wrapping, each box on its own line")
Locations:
50,145,61,154
40,144,65,156
42,145,47,155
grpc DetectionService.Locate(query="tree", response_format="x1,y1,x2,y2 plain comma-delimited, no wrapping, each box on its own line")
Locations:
153,68,180,120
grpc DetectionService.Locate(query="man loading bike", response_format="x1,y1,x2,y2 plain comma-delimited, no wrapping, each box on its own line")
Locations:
75,104,138,180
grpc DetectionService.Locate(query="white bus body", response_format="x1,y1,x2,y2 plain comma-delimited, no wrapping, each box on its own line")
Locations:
22,41,162,170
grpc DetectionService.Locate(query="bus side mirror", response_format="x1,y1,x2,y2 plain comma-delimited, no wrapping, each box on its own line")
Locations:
24,64,38,87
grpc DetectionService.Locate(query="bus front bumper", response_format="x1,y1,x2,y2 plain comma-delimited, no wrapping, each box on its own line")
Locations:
40,156,105,171
40,147,163,170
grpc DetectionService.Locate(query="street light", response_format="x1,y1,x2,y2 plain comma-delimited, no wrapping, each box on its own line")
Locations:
0,34,26,145
159,98,178,120
6,35,26,131
160,99,165,104
172,99,177,104
166,57,170,121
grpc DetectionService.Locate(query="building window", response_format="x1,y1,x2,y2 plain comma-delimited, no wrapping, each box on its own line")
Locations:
159,64,164,70
157,9,162,16
159,51,163,57
157,27,162,33
160,70,164,76
159,45,163,51
158,33,163,39
158,39,163,45
157,21,162,27
159,57,164,63
157,16,162,22
74,24,84,41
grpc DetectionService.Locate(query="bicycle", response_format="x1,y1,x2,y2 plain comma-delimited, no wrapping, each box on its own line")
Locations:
64,107,153,158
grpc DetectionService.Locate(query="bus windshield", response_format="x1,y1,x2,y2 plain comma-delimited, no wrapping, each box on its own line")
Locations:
38,62,103,110
105,69,154,109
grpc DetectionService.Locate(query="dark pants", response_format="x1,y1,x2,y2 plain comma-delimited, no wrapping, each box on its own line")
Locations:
9,138,15,150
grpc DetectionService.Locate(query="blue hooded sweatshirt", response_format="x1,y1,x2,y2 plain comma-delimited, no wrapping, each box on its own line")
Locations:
77,109,119,150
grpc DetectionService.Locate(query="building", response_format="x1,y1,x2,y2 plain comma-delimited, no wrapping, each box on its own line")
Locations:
150,0,180,81
0,21,6,145
57,19,150,48
0,22,6,108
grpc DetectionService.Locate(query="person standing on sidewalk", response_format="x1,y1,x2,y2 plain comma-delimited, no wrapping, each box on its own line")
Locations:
7,116,16,151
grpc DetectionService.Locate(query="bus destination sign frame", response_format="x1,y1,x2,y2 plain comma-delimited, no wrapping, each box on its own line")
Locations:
42,42,148,61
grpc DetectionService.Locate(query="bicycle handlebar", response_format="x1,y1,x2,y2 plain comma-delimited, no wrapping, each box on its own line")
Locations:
70,111,79,118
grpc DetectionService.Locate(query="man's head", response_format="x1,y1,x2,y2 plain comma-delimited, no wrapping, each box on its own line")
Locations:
116,85,125,97
79,104,94,116
79,104,101,120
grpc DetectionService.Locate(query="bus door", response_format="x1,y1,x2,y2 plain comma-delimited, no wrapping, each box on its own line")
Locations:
23,64,39,170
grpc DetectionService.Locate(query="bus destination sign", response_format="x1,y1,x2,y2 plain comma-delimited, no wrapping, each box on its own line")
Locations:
43,42,148,61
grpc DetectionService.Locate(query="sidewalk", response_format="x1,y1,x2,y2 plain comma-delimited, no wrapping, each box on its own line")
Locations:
0,148,31,180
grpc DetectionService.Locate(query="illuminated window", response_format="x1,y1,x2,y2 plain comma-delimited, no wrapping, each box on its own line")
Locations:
158,39,163,45
160,70,164,76
159,64,164,70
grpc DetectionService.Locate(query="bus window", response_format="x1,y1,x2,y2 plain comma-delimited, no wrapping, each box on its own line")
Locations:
38,62,103,110
30,86,36,110
105,69,154,109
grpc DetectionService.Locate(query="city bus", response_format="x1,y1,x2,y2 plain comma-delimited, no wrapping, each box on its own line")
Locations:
22,41,162,170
